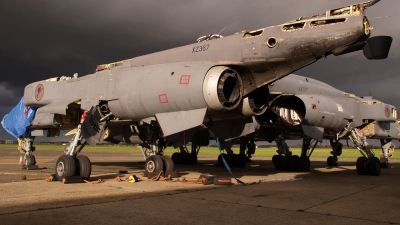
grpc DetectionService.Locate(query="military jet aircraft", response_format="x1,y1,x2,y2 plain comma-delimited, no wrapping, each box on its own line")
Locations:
251,74,398,176
1,1,393,181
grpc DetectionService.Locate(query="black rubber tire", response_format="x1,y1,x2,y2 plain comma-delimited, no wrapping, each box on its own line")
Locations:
161,156,174,176
217,154,227,167
274,155,285,171
235,154,247,168
75,155,92,180
288,155,299,171
217,154,223,167
218,153,231,167
145,155,164,175
283,156,292,171
171,153,181,164
186,153,198,165
55,155,77,182
272,155,279,164
25,154,36,166
368,157,381,176
179,153,186,164
298,156,310,172
356,157,368,175
327,156,335,166
380,161,389,168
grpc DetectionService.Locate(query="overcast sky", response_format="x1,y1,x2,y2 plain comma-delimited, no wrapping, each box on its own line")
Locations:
0,0,399,141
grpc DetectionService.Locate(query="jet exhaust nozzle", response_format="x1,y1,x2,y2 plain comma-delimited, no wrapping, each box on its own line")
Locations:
203,66,243,112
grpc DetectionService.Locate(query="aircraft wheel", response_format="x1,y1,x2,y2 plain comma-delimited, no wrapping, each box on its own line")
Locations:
217,154,223,167
380,162,389,168
161,156,174,177
273,155,285,171
235,154,247,168
368,157,381,176
356,157,368,175
298,156,310,172
55,155,77,181
145,155,164,175
186,153,197,165
217,154,230,167
25,154,36,166
75,155,92,180
288,155,299,171
283,156,292,171
327,156,337,166
171,153,182,164
272,155,279,164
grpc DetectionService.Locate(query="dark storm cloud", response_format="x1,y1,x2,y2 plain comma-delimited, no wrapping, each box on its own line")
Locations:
0,0,399,140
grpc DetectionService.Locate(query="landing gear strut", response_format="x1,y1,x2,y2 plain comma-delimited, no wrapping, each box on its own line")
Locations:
380,139,395,168
327,139,343,166
18,134,38,169
298,137,317,172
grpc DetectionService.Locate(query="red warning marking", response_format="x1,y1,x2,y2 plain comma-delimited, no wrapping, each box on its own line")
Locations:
384,105,390,118
179,75,191,85
158,94,169,104
35,84,44,101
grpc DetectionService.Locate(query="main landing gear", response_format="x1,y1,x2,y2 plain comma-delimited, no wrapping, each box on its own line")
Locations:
56,123,92,181
216,137,254,168
272,135,317,172
171,145,198,165
349,128,381,176
144,155,175,177
55,105,112,181
139,138,177,178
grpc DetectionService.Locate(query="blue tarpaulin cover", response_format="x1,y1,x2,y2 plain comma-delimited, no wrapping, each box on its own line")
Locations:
1,97,36,138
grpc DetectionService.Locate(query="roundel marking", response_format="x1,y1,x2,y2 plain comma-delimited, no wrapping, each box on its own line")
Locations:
35,84,44,101
384,105,390,118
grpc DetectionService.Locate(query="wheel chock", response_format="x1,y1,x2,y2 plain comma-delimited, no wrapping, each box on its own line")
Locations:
213,176,232,185
198,175,232,185
128,175,139,183
45,175,56,182
62,176,83,184
198,174,216,185
165,171,179,178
